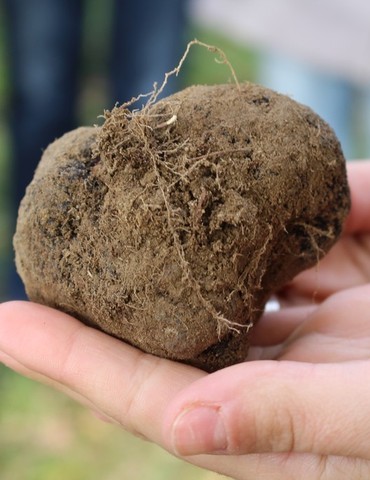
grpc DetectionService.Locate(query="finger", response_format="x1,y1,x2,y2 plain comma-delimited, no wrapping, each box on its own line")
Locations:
250,305,316,346
163,360,370,461
280,234,370,301
192,452,370,480
247,305,316,361
345,160,370,234
251,286,370,362
0,301,204,444
0,348,119,426
278,284,370,363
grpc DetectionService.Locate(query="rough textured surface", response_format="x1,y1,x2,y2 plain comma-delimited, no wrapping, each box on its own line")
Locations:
14,83,350,371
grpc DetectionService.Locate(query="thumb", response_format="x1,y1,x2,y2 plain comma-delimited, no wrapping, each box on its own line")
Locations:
163,360,370,459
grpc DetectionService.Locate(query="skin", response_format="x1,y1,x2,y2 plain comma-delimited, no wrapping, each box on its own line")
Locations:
1,160,370,480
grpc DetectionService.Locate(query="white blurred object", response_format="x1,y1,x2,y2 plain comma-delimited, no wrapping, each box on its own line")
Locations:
190,0,370,85
264,296,280,312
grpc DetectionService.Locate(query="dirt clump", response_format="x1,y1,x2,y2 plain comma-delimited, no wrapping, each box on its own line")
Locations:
14,83,350,372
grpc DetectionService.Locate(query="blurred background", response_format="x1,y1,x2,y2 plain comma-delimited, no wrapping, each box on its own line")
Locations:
0,0,369,478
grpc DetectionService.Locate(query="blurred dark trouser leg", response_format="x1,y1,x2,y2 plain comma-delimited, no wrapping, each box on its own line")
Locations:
110,0,189,106
4,0,83,299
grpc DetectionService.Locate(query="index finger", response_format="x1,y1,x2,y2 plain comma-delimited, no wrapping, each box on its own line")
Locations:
0,301,204,443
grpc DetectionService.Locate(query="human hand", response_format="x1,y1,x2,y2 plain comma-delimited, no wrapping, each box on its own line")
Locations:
248,159,370,361
1,161,370,480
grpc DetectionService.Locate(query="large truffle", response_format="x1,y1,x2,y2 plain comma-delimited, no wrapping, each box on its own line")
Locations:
14,83,350,371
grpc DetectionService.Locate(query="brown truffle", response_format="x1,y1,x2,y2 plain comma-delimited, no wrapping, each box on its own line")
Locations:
14,83,350,371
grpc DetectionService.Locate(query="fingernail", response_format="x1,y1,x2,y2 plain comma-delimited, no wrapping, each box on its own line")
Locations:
172,405,227,456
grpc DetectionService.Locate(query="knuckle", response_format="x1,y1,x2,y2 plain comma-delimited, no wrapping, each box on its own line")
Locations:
259,399,300,452
236,367,315,454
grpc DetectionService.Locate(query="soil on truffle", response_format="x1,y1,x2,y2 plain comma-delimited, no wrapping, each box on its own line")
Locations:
14,83,350,371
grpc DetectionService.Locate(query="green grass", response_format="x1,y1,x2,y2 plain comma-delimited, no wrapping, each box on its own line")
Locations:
0,4,255,478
